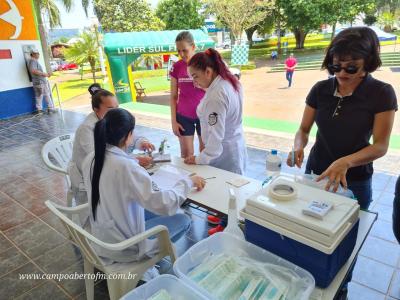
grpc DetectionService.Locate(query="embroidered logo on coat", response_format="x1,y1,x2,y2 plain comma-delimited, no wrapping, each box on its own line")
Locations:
208,112,218,126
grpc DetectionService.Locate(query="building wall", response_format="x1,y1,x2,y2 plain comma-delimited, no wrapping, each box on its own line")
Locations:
0,0,44,119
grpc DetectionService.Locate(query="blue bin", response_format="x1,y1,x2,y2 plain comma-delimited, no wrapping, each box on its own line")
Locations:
244,218,359,288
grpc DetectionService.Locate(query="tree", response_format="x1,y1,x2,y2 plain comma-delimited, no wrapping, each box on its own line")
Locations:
277,0,323,49
33,0,89,72
205,0,275,43
156,0,204,30
378,11,397,31
279,0,375,49
93,0,165,32
245,15,274,47
54,37,69,44
271,4,287,54
64,31,99,82
376,0,400,15
364,14,378,25
321,0,375,40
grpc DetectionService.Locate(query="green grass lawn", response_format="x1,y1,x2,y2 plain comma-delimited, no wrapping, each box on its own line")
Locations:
134,75,170,94
52,76,105,103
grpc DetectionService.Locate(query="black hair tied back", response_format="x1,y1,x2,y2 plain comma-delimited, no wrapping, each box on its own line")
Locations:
91,108,136,220
88,83,115,110
88,83,102,96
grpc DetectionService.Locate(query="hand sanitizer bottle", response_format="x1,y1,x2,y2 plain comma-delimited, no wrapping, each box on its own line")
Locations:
224,188,245,240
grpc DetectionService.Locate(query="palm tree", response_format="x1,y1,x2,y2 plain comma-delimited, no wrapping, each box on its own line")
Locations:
64,31,99,82
33,0,89,72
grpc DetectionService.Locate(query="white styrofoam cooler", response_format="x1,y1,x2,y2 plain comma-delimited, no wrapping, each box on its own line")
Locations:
240,174,360,287
243,174,359,251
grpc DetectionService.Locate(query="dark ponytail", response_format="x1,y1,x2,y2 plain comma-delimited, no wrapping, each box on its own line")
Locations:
188,48,240,91
88,83,115,110
91,108,135,220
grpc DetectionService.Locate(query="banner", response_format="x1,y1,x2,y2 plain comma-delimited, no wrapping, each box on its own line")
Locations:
108,56,132,103
231,44,249,65
0,0,38,40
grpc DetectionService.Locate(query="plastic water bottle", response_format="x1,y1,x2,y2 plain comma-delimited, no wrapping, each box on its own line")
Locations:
266,149,282,177
224,188,245,240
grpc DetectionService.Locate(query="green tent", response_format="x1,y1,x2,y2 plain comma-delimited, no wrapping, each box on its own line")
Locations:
104,29,215,103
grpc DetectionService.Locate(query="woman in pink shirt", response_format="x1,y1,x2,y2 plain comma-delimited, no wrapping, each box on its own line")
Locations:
170,31,206,157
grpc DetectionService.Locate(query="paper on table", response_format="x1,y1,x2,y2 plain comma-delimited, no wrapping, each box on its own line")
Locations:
158,165,195,177
226,177,250,188
151,165,194,190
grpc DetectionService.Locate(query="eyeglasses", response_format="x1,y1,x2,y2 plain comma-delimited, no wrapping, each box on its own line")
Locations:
328,64,359,74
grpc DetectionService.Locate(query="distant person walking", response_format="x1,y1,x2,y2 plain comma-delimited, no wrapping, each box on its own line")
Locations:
285,53,297,88
28,49,54,113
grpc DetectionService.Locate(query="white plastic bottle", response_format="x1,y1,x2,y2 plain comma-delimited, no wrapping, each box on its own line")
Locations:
224,188,245,240
266,149,282,178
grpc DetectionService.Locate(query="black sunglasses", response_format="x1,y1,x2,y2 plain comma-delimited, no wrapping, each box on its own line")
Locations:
328,64,360,74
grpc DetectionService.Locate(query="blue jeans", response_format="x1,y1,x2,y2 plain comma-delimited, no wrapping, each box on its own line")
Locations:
347,178,373,210
145,210,191,242
286,71,294,87
393,177,400,243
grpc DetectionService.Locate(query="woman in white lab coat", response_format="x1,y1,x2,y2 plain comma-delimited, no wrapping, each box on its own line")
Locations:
68,84,154,204
82,108,206,264
184,48,247,175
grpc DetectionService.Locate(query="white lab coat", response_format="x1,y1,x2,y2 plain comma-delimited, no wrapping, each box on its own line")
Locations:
82,145,193,264
68,112,98,193
68,112,147,200
196,75,247,174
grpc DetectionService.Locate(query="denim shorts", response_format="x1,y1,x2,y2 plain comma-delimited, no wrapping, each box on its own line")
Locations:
176,113,201,136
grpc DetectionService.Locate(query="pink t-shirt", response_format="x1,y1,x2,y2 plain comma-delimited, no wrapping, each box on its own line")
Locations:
169,60,205,119
285,57,297,71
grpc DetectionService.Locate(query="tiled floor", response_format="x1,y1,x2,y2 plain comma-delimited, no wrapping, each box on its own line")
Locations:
0,110,399,299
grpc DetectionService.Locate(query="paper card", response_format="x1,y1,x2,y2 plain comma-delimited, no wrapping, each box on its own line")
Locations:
226,177,250,188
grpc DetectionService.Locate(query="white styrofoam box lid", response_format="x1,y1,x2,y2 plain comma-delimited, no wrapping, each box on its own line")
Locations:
120,274,207,300
245,174,360,238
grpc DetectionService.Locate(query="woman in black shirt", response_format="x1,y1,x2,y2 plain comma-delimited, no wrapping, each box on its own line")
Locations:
287,27,397,210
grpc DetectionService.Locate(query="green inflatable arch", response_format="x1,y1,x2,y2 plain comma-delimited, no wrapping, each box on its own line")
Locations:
104,29,215,103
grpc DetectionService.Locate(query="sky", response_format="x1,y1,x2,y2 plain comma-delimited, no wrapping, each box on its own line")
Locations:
56,0,160,29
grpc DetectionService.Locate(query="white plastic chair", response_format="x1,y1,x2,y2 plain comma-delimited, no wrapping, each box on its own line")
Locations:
41,134,74,206
45,200,177,300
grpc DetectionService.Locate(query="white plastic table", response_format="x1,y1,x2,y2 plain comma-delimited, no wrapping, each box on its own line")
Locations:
170,156,261,215
167,157,378,300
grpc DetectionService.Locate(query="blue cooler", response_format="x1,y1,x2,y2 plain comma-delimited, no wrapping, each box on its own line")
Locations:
240,174,360,288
